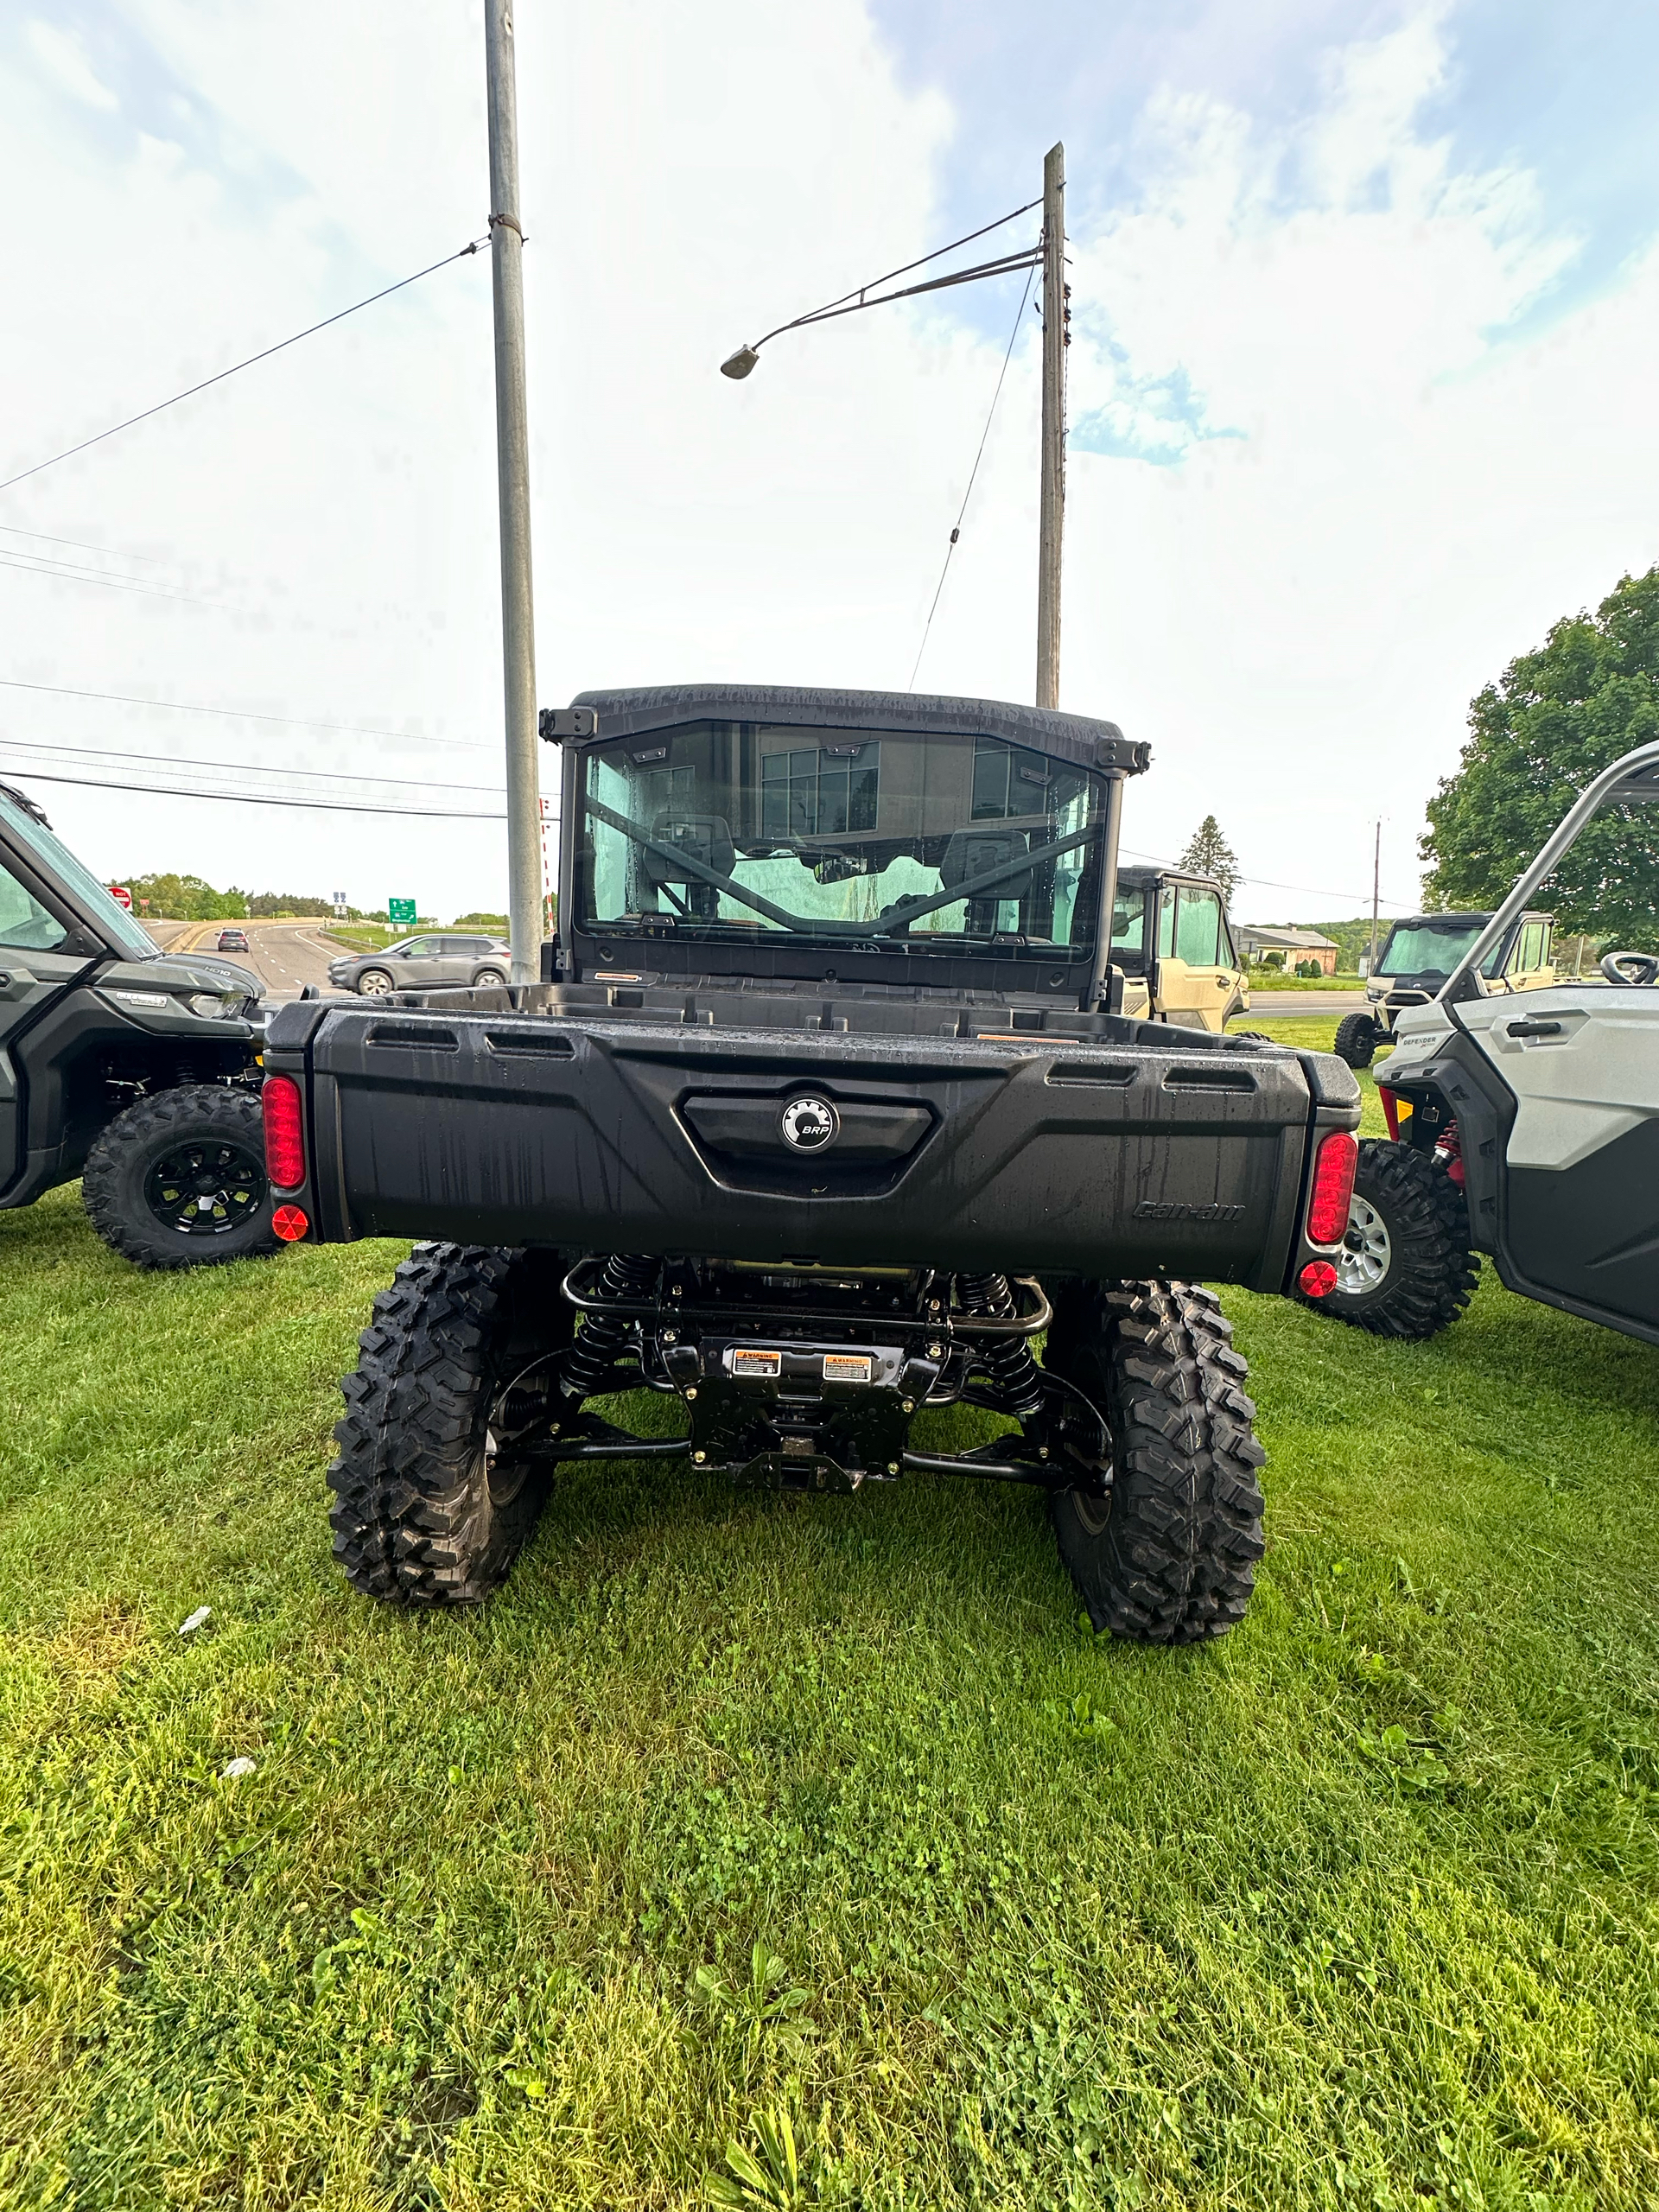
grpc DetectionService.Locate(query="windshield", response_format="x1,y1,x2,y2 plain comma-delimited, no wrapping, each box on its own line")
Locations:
0,789,158,959
1377,921,1489,978
576,721,1108,957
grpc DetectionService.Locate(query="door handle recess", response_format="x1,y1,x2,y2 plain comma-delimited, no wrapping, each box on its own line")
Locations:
1507,1017,1563,1039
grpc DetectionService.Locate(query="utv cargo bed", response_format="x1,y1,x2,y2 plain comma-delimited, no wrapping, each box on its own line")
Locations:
266,992,1351,1293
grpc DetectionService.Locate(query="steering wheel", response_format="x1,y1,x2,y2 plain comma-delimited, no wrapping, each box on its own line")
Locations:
1599,950,1659,986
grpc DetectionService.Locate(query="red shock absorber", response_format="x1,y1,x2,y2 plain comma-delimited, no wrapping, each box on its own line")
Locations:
1436,1118,1465,1187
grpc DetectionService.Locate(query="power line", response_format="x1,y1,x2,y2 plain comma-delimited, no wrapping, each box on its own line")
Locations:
0,522,159,563
0,676,493,751
0,734,504,793
6,766,505,820
908,264,1036,690
1119,844,1413,912
0,236,489,496
0,550,219,607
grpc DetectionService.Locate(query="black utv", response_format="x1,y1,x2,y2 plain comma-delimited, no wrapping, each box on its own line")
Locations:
262,688,1362,1643
0,781,280,1268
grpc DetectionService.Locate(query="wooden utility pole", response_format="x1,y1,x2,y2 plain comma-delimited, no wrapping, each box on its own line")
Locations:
485,0,542,987
1369,821,1382,974
1036,142,1067,710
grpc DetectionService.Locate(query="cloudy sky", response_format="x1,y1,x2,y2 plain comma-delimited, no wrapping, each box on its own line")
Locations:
1,0,1655,922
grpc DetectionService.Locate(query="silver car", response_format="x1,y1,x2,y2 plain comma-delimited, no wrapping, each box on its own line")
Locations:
327,932,512,998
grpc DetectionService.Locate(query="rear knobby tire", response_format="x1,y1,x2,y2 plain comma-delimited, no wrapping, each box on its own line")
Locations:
81,1083,279,1269
1333,1012,1378,1069
1045,1281,1267,1643
327,1243,569,1605
1306,1137,1477,1340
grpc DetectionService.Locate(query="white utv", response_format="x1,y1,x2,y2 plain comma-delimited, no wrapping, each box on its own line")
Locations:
1304,740,1659,1344
1333,909,1555,1071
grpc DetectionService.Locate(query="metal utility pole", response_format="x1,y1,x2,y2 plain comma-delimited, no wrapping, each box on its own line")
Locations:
1369,820,1382,974
485,0,542,987
1036,142,1066,711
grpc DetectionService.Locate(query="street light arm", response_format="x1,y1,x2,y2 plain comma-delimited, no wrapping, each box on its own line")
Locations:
721,195,1043,376
753,247,1043,350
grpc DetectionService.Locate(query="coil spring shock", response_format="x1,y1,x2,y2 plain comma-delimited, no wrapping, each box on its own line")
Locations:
957,1272,1045,1417
559,1253,659,1402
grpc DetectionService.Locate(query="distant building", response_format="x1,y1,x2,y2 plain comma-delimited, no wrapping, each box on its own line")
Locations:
1234,924,1340,975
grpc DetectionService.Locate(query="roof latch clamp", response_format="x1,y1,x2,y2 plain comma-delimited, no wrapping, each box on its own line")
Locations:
539,707,599,744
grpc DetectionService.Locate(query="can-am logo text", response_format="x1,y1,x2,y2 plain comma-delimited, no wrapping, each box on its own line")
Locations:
1134,1200,1245,1223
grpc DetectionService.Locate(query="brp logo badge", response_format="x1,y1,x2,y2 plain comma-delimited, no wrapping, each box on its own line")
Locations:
779,1096,840,1153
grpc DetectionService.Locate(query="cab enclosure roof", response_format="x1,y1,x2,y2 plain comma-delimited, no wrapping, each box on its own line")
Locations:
1383,908,1551,933
558,684,1149,777
1116,865,1230,896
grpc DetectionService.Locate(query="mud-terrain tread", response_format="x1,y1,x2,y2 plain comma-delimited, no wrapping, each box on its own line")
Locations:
327,1243,553,1605
1046,1281,1267,1643
1307,1138,1478,1340
1333,1011,1378,1069
81,1083,278,1270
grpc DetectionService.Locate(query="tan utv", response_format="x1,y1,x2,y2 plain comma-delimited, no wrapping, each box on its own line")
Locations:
1335,909,1554,1069
1109,867,1253,1031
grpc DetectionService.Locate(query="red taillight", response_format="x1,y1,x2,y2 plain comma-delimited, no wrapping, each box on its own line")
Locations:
271,1204,310,1242
1306,1128,1358,1244
1300,1259,1338,1298
262,1075,305,1189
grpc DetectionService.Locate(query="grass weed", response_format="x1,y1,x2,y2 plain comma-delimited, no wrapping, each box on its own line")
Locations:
2,1020,1656,2209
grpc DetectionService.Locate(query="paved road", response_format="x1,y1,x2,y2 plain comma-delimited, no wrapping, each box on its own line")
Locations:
1237,991,1367,1020
149,918,341,1001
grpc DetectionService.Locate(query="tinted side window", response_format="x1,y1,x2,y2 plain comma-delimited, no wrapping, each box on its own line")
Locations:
1110,891,1146,951
400,938,439,959
0,855,68,951
1174,888,1222,966
1157,888,1176,957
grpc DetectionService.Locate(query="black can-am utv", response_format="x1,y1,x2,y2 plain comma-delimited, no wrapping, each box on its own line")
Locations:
262,687,1362,1642
0,780,280,1268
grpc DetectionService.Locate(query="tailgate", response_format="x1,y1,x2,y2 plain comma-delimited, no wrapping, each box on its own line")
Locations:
277,1003,1330,1288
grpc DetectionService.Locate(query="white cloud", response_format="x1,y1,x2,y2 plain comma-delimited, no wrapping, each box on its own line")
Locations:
1042,10,1650,912
26,20,119,112
0,2,1653,925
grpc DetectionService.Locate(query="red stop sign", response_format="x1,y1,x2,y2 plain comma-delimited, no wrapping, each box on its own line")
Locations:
109,885,132,910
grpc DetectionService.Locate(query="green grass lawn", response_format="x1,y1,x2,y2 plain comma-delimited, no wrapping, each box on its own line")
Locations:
3,1021,1657,2209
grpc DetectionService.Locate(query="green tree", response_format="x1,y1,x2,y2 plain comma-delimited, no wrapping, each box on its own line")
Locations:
1421,566,1659,944
124,872,248,921
247,892,335,918
1176,815,1242,906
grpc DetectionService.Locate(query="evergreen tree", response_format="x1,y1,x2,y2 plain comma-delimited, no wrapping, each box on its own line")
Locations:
1176,816,1242,906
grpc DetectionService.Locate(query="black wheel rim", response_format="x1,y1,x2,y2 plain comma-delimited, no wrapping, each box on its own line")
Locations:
143,1138,268,1237
1071,1490,1113,1537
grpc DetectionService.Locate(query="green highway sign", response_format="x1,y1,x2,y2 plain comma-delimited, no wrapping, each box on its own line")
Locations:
388,898,416,925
